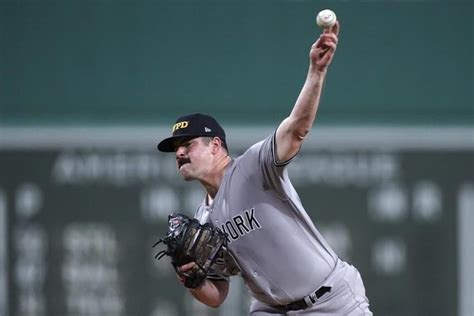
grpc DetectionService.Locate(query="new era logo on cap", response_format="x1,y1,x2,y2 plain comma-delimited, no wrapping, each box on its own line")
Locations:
157,113,226,152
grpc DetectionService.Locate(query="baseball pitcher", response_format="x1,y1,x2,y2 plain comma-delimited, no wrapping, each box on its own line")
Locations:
155,19,373,315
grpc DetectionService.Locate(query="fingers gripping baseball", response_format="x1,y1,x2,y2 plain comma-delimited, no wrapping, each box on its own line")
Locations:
310,21,340,71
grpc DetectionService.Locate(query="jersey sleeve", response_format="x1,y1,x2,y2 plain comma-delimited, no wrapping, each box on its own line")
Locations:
239,131,296,196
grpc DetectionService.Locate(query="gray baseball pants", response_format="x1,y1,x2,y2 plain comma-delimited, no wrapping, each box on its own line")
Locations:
249,260,372,315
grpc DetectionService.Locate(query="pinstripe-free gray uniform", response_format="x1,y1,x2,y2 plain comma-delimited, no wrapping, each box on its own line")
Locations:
195,132,371,315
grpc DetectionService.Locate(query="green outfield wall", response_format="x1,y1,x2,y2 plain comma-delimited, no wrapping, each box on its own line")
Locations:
1,0,472,126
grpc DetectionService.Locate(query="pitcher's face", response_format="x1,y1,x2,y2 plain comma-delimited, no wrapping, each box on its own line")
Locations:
174,137,213,181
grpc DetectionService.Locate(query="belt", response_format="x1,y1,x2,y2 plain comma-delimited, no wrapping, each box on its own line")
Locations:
281,286,332,311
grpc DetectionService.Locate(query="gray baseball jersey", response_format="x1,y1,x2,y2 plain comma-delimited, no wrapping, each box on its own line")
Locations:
195,132,339,306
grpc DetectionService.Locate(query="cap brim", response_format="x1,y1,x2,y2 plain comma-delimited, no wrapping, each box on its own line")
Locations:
157,134,198,152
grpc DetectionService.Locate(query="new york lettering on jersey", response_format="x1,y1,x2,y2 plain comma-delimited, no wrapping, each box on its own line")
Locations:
220,208,262,244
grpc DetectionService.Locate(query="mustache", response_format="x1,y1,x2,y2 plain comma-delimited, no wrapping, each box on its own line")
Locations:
177,157,191,168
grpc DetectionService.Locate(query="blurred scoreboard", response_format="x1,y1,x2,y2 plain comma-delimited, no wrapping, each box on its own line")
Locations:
0,126,473,316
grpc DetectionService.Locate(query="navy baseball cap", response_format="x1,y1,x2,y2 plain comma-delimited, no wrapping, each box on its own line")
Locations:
157,113,226,152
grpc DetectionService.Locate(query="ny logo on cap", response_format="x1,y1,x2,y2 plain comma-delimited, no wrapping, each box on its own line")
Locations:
204,127,212,132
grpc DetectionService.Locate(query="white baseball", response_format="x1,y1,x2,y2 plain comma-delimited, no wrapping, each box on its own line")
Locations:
316,9,337,28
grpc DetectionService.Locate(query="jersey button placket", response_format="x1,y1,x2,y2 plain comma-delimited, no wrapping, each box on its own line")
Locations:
210,208,218,225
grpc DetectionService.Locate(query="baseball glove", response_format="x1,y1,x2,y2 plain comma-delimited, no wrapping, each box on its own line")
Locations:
153,213,227,288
